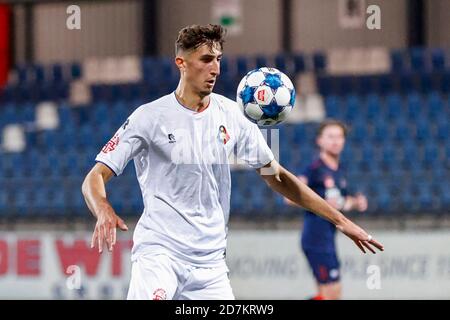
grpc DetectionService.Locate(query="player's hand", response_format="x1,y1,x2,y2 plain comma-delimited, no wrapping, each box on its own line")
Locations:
354,193,368,212
91,205,128,253
336,219,384,254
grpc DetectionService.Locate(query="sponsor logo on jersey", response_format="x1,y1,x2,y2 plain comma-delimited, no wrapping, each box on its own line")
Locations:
152,288,167,300
218,125,230,144
101,134,119,153
168,133,176,143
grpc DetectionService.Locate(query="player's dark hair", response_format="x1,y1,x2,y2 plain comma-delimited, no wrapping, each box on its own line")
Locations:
175,24,226,55
317,119,348,137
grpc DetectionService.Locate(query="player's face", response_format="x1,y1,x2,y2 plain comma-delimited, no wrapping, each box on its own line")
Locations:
179,43,222,97
317,125,346,157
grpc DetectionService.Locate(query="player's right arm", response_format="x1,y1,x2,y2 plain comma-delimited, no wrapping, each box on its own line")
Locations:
82,162,128,253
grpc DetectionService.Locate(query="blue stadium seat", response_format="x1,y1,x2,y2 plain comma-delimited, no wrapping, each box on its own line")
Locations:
70,62,82,79
442,71,450,93
422,141,439,168
375,185,392,214
255,55,268,69
435,120,448,142
355,75,375,95
375,74,394,94
349,121,367,145
393,120,411,143
236,56,249,76
13,188,32,215
0,188,9,213
400,140,418,168
343,94,361,122
49,188,67,214
312,52,326,72
15,64,28,84
324,95,340,118
51,64,64,84
405,93,422,120
384,93,403,120
293,54,305,74
426,92,444,120
410,47,426,72
337,77,355,97
416,184,434,211
317,76,333,96
399,71,416,93
380,142,399,169
365,94,381,121
391,50,406,72
430,48,445,71
414,120,431,142
370,121,387,145
2,103,19,124
19,103,35,122
418,72,433,94
274,54,288,73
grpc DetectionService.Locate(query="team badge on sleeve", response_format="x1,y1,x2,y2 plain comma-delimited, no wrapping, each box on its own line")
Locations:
101,134,120,153
218,125,230,145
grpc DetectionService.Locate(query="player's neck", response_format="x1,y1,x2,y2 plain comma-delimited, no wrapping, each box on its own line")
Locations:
175,85,210,112
320,151,340,170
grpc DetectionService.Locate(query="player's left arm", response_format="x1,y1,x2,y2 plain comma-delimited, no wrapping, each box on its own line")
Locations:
257,159,384,254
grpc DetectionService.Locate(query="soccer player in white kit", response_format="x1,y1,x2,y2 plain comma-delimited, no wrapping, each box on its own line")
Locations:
81,24,384,300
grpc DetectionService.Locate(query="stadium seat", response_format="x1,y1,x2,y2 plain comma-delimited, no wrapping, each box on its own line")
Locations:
236,56,249,76
365,94,381,121
293,54,305,74
312,52,326,72
70,62,82,79
255,55,268,69
274,54,288,73
410,47,426,72
430,48,445,71
391,50,406,72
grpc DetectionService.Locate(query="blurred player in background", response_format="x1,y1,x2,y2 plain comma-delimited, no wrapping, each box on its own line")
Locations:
81,24,383,300
287,119,368,300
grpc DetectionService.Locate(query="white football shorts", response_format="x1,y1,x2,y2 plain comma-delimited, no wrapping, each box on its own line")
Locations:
127,253,235,300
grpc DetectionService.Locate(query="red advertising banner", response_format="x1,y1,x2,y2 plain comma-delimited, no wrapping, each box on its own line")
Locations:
0,4,10,87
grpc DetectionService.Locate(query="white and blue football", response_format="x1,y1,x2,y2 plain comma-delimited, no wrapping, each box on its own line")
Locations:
236,67,296,126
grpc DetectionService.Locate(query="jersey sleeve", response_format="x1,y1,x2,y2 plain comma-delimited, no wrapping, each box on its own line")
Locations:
234,111,274,169
95,108,149,176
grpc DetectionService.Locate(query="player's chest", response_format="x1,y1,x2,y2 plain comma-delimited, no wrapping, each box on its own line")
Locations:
150,117,236,164
317,171,346,190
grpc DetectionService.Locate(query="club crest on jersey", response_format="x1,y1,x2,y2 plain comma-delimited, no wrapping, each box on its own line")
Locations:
101,134,119,153
218,125,230,145
324,176,335,188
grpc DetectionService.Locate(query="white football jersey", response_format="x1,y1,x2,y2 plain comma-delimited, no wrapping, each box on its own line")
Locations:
95,92,274,267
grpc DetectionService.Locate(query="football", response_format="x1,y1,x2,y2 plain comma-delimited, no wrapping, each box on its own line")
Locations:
236,67,296,126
